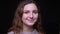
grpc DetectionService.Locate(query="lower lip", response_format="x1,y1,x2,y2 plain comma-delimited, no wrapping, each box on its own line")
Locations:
28,20,34,22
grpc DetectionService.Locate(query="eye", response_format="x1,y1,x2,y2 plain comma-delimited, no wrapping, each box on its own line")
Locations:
23,10,29,14
33,10,38,14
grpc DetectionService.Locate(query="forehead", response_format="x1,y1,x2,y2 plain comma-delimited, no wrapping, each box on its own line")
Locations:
23,3,38,10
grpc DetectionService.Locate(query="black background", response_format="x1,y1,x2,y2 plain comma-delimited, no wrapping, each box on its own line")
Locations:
0,0,58,34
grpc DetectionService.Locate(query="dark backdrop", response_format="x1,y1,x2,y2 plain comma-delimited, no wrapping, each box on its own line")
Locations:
0,0,57,34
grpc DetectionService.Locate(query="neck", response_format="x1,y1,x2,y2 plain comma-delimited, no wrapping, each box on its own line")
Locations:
23,24,34,32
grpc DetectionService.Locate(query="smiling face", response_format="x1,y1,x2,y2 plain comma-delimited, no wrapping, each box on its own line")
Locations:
22,3,38,26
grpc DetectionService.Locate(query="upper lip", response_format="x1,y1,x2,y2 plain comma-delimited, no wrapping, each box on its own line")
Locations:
28,19,34,21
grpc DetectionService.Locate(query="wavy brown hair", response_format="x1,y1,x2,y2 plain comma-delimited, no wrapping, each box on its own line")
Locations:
8,0,45,34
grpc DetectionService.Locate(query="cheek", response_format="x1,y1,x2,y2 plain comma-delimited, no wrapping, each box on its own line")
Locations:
22,14,28,20
34,14,38,19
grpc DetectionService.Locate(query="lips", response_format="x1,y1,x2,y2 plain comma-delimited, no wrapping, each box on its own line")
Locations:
27,19,34,22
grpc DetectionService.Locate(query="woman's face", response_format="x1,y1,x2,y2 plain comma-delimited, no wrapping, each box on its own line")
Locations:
22,3,38,26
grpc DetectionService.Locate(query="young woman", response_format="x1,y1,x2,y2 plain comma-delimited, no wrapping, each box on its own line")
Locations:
7,0,45,34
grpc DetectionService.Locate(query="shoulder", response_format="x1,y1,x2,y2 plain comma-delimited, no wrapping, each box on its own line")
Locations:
7,31,14,34
34,29,42,34
33,29,39,34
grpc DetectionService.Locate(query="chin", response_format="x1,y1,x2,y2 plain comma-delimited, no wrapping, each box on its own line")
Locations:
27,23,35,26
25,21,36,26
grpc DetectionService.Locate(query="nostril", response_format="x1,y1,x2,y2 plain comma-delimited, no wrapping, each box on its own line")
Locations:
30,16,33,19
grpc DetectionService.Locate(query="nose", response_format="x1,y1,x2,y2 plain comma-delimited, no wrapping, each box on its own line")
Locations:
29,13,33,19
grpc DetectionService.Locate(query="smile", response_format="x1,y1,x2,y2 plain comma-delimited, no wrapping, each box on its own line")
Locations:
27,19,34,22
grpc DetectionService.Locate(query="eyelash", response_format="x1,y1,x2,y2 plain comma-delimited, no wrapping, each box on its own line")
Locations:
33,11,38,14
24,11,38,14
24,11,29,14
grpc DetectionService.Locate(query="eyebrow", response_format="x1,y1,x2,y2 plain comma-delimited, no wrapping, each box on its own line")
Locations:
24,10,38,12
33,10,38,12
